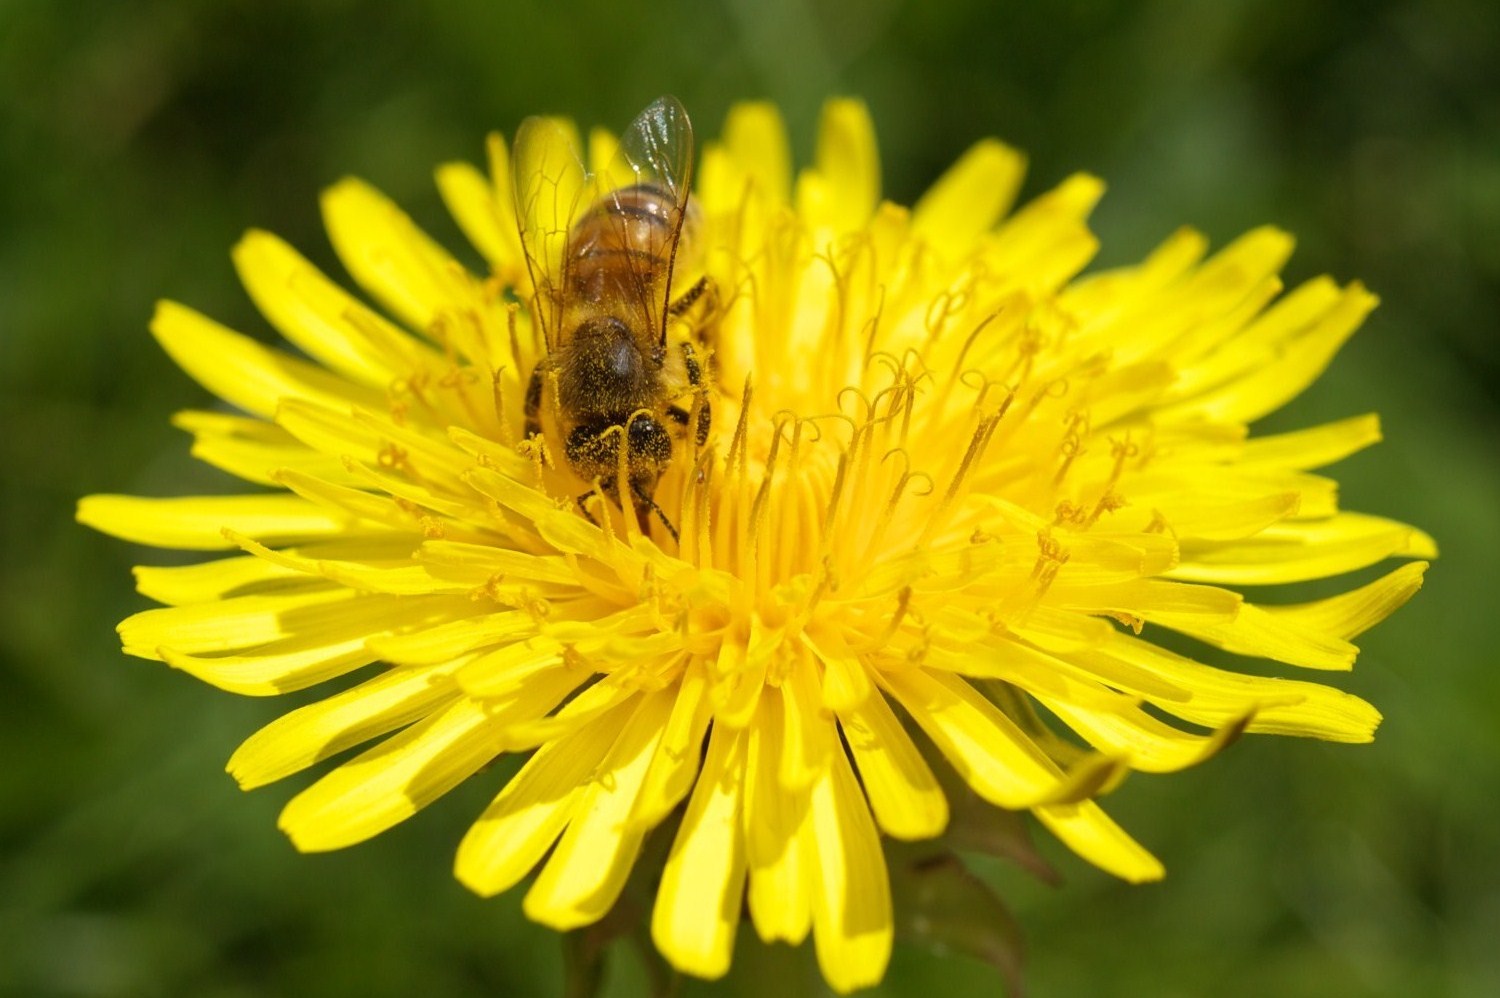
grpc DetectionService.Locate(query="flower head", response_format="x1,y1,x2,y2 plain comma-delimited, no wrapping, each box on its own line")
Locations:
79,97,1433,992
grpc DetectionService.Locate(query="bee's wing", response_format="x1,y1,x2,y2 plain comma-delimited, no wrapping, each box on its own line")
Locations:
512,116,589,355
602,95,695,349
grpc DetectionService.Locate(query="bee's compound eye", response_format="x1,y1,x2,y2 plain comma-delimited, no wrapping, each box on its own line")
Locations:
628,416,672,464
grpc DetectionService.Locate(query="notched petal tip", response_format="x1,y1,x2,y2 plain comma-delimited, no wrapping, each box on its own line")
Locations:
912,137,1028,250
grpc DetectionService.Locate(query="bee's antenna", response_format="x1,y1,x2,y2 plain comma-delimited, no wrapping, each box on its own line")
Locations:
631,480,679,544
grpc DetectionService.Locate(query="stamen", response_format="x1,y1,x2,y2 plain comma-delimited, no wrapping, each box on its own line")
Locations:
1086,435,1139,526
400,369,448,427
441,363,488,435
614,419,641,545
860,449,933,560
505,302,527,374
723,377,754,479
942,303,1010,399
682,448,716,568
859,284,887,369
341,304,421,380
515,435,551,489
837,383,873,424
920,411,1001,545
1000,321,1045,385
819,448,851,552
923,280,970,345
813,249,849,392
746,414,791,550
848,586,913,653
376,443,432,490
491,367,515,446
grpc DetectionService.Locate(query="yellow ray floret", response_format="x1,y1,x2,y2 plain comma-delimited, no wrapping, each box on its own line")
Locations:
78,96,1431,993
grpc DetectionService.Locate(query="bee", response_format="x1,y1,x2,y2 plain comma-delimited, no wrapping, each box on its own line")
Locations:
514,96,712,542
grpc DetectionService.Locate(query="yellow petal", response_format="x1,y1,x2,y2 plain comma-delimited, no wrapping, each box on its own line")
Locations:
1171,512,1437,585
838,688,948,840
629,664,713,828
320,177,475,333
78,493,370,551
232,229,422,386
1114,491,1300,543
496,676,639,751
796,98,879,234
744,692,813,945
713,625,768,728
1063,227,1208,358
1042,697,1248,773
416,540,580,586
482,131,527,273
270,469,422,534
1050,578,1242,621
722,100,791,206
222,530,464,597
132,553,310,606
912,138,1026,254
454,702,628,897
229,659,465,788
1157,602,1358,671
454,637,564,698
880,667,1115,809
523,690,674,929
435,160,511,270
1266,561,1428,639
464,465,618,563
984,173,1104,293
587,126,630,190
1093,631,1382,742
652,723,747,979
1034,799,1164,883
805,630,872,712
778,650,835,791
160,633,377,695
1240,413,1382,470
808,747,892,994
279,697,502,851
925,625,1160,711
172,409,358,487
138,594,474,694
1168,283,1378,424
367,610,537,666
149,300,384,419
276,398,474,488
119,587,359,657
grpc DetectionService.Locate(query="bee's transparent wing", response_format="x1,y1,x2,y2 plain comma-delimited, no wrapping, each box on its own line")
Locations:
512,116,589,355
600,95,695,348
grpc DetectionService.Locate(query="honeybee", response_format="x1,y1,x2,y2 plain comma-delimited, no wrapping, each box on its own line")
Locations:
514,96,712,541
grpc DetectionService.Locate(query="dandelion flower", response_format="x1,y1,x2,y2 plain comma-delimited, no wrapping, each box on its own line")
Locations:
78,97,1433,992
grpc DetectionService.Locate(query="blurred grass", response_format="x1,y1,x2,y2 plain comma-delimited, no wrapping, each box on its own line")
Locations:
2,0,1498,995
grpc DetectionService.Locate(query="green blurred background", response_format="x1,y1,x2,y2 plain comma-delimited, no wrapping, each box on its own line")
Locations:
3,0,1498,995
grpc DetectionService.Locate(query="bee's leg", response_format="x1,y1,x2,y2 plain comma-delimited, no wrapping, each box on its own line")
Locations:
523,365,545,438
696,278,720,328
574,488,601,526
681,340,703,385
669,276,720,348
667,275,708,316
630,480,679,544
674,341,712,446
575,474,625,528
565,423,621,527
666,403,712,447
